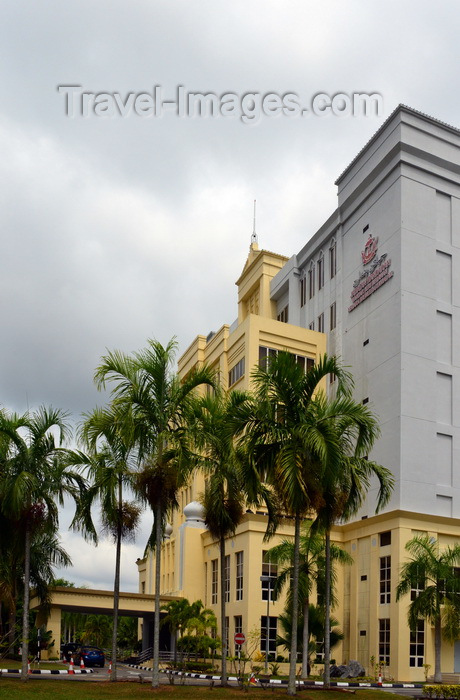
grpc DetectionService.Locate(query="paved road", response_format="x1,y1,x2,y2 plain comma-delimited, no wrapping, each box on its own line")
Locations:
1,665,427,694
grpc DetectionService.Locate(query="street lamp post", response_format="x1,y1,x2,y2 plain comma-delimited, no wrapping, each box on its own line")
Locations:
260,575,272,674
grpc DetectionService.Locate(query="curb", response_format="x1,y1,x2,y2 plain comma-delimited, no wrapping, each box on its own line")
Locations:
126,664,422,688
0,668,94,675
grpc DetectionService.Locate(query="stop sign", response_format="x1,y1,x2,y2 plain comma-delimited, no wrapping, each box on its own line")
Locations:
234,632,245,645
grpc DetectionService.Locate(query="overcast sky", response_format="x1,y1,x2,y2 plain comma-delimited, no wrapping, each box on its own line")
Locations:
2,0,460,591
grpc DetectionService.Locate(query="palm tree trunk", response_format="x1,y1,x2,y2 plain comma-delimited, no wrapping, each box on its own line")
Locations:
21,524,31,682
323,530,331,688
434,616,442,683
152,502,162,688
110,482,123,682
301,595,310,677
220,533,228,685
288,512,301,696
7,601,16,653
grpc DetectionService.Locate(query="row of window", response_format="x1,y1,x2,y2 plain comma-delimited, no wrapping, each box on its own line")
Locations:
377,618,425,667
223,615,279,656
277,306,288,323
258,346,315,373
308,302,336,332
300,241,337,307
228,347,316,389
228,358,245,388
211,551,276,605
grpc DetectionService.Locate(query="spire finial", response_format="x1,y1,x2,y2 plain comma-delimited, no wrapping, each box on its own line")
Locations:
251,199,258,245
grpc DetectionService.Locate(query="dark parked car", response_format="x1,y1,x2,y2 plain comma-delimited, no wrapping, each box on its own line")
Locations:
74,646,105,668
61,642,79,662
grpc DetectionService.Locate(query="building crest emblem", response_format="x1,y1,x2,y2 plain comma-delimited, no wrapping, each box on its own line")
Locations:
361,235,379,265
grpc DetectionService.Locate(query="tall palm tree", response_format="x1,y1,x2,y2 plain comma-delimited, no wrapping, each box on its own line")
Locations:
231,352,353,696
268,522,352,677
191,389,249,685
314,394,393,686
71,403,140,681
0,406,83,680
94,337,214,687
396,534,460,683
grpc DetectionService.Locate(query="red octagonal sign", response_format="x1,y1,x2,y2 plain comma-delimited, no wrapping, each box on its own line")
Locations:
234,632,245,645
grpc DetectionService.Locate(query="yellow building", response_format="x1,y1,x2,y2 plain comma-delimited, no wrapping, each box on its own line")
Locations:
137,240,328,666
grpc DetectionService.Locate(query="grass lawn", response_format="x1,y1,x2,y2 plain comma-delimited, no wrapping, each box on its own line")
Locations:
0,681,409,700
0,660,67,671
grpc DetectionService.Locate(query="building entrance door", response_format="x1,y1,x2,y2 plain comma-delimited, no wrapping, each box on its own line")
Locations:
454,641,460,673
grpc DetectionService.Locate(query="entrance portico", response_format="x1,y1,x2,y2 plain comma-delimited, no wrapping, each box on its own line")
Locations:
30,586,179,659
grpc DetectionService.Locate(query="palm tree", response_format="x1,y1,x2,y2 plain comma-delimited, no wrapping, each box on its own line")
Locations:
161,598,192,666
277,602,344,663
94,337,214,687
314,393,393,686
182,600,218,662
191,389,249,685
0,529,71,654
71,403,141,681
83,614,112,647
396,534,460,683
231,352,354,695
268,522,352,677
0,406,83,680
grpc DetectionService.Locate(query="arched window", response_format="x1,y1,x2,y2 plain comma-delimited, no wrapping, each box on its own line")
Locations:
308,263,315,299
300,270,307,307
317,251,324,290
329,239,337,279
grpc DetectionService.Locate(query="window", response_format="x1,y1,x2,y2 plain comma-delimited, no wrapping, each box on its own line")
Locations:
234,615,242,635
204,563,208,604
229,358,245,387
330,302,336,331
362,397,369,405
308,264,315,299
211,559,218,604
277,305,289,323
318,313,324,333
300,276,307,307
379,619,390,665
380,531,391,547
330,240,337,279
236,551,243,601
330,373,336,385
409,620,424,667
225,616,229,654
259,346,314,374
410,568,425,601
380,556,391,604
224,554,230,603
141,581,145,594
261,551,278,601
309,321,314,331
318,254,324,290
259,345,277,371
260,616,278,657
315,638,325,662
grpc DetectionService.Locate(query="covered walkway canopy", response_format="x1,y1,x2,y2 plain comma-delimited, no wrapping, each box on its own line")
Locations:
30,586,179,659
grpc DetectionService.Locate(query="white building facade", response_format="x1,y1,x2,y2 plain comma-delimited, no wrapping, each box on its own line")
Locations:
270,105,460,678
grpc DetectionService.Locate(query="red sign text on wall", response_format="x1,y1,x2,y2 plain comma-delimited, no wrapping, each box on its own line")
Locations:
348,236,393,312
